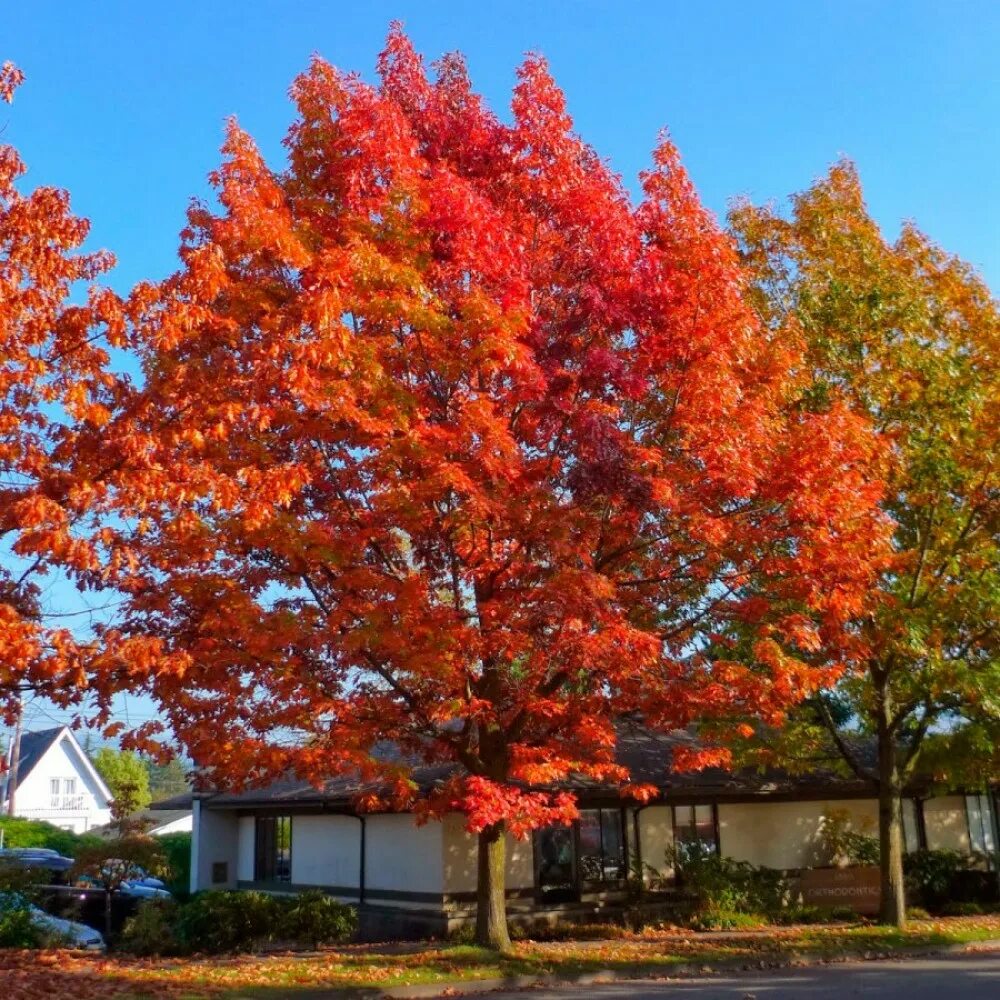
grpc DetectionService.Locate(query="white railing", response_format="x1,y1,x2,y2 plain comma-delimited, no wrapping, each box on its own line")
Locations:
49,795,87,810
16,796,89,813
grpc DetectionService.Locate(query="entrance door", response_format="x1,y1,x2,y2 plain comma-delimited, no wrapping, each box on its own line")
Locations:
534,824,577,901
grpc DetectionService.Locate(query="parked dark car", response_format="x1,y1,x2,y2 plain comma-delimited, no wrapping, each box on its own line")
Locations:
1,848,171,934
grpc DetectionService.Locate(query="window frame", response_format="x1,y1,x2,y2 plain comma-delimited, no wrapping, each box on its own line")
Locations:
966,793,997,863
671,802,720,859
533,806,631,900
254,814,292,884
577,807,628,886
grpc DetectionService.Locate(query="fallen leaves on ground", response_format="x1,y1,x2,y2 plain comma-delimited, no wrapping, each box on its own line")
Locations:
3,916,1000,999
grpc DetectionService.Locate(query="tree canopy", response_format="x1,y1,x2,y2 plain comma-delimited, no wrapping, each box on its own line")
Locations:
93,746,152,815
729,159,1000,925
109,29,886,944
0,61,127,722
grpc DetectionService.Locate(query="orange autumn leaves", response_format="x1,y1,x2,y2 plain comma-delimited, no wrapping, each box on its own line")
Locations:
0,64,127,720
2,27,890,843
96,25,888,837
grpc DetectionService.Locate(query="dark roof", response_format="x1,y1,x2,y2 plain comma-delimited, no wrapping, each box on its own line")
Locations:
10,727,65,789
149,793,194,811
145,809,192,827
198,721,882,812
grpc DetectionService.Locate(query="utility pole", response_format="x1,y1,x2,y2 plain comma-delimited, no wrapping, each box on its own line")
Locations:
5,693,24,816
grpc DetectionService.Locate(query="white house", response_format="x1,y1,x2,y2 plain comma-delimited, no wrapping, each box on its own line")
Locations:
2,726,113,834
188,723,999,939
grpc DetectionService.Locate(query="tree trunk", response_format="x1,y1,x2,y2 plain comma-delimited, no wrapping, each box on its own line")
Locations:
475,821,511,950
876,692,906,928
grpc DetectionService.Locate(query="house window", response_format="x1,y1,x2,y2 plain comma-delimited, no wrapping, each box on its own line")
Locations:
578,808,626,883
902,799,923,853
672,803,718,860
254,815,292,883
966,794,997,860
49,778,78,809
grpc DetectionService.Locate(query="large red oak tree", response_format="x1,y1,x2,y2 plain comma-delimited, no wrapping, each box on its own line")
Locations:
115,30,886,946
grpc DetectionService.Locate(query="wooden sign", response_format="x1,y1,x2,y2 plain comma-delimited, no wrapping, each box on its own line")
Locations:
799,865,881,914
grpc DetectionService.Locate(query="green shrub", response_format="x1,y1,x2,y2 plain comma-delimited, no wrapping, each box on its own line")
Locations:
939,900,985,917
906,905,932,920
0,894,44,949
156,832,192,899
773,904,821,925
0,817,102,858
175,890,279,953
119,899,183,956
687,907,766,931
904,849,968,911
281,890,356,948
673,844,788,917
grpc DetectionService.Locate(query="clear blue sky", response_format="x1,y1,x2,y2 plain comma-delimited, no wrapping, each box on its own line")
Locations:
6,1,999,295
3,2,998,740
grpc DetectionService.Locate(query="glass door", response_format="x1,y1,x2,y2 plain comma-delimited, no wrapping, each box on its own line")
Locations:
534,823,577,901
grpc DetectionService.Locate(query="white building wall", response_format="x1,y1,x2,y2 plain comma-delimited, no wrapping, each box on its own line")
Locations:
364,813,444,905
9,732,111,834
291,814,362,894
237,815,256,882
441,812,535,894
191,801,239,891
923,795,971,853
718,798,878,870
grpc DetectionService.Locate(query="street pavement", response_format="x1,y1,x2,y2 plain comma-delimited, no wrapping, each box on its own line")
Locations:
490,952,1000,998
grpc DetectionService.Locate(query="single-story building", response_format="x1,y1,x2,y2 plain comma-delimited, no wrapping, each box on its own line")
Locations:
187,723,999,938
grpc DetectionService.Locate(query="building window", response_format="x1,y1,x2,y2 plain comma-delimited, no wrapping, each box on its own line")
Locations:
254,815,292,883
672,804,718,860
49,778,79,809
966,794,997,860
903,799,923,853
578,808,626,883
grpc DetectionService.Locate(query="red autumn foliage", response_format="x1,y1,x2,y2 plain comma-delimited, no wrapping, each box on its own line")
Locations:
0,64,126,720
109,28,887,938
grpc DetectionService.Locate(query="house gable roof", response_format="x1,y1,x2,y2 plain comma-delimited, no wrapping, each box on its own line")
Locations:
9,727,64,788
9,726,114,802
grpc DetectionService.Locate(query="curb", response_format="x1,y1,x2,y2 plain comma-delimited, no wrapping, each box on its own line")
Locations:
375,938,1000,998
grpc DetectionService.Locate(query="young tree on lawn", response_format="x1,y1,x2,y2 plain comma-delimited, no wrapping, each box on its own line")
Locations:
116,30,885,948
0,63,127,722
73,791,166,936
730,162,999,927
93,747,152,814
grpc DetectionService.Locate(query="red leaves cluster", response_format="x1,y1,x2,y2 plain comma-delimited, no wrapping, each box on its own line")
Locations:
102,29,888,826
0,65,127,719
